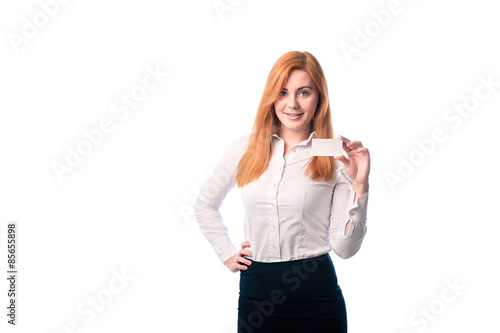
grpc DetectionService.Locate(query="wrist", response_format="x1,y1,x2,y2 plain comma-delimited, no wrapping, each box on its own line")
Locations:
352,181,369,194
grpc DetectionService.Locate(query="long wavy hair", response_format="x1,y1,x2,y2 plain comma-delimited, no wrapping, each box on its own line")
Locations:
235,51,336,187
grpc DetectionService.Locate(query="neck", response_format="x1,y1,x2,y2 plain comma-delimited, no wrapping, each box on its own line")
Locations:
277,125,313,154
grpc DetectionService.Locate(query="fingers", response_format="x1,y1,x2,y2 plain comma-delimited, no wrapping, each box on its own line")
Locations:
337,135,352,152
333,154,349,167
337,135,363,152
353,147,370,155
226,245,253,272
239,248,252,264
240,248,252,257
235,254,252,270
240,241,252,257
236,240,252,270
229,253,251,272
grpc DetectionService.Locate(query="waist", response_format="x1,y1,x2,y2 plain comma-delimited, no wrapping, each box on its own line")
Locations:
242,252,332,273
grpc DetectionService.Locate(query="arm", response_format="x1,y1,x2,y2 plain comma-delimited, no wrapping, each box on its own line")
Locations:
329,165,369,259
194,135,249,265
344,181,369,235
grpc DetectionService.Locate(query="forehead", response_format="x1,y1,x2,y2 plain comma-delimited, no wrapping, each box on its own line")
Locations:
283,69,316,89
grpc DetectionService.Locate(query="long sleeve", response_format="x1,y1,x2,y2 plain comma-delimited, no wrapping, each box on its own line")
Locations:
194,135,249,265
329,163,369,259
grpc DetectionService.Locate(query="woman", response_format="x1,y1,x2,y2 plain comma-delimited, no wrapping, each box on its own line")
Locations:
195,51,370,332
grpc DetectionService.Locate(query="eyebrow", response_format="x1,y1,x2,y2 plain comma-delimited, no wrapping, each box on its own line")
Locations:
282,86,314,91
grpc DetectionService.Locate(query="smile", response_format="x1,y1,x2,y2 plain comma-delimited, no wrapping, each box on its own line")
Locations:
285,113,304,120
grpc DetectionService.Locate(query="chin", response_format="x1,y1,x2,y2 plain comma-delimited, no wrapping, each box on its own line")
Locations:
283,122,308,131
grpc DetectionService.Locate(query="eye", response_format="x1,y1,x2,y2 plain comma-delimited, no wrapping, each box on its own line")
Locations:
299,90,310,96
279,91,287,96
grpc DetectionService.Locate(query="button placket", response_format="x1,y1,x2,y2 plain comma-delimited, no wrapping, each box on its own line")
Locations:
270,161,283,237
267,140,285,260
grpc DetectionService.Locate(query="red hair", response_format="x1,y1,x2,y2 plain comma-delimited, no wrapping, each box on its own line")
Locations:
235,51,336,187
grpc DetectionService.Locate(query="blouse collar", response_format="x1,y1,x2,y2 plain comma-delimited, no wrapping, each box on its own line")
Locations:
271,125,317,146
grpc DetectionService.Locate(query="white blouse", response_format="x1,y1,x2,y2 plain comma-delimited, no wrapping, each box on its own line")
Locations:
194,130,369,265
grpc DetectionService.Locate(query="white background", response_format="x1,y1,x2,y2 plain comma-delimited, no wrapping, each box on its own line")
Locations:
1,0,499,332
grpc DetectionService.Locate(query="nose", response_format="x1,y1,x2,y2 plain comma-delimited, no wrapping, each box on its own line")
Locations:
287,94,299,109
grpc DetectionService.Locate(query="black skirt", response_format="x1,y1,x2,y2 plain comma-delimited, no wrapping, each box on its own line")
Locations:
238,253,347,333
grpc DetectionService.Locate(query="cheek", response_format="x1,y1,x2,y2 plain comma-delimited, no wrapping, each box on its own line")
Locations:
305,97,319,112
274,100,286,111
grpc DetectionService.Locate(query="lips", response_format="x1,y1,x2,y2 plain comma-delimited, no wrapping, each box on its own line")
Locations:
285,113,304,120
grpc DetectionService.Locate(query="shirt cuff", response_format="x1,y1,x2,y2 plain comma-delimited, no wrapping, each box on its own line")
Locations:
341,188,369,239
219,244,239,266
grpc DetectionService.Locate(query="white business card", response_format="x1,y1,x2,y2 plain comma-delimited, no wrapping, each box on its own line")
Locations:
312,139,343,156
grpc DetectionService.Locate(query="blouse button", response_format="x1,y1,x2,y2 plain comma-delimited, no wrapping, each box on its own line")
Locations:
272,225,276,230
349,211,355,216
272,245,276,250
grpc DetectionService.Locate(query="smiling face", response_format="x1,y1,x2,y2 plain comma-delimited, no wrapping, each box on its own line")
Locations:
274,69,319,138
